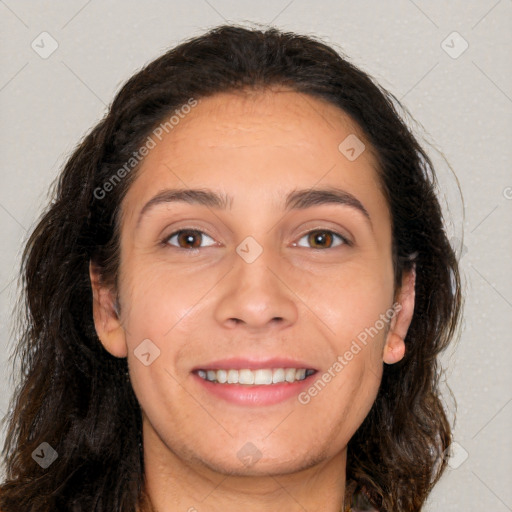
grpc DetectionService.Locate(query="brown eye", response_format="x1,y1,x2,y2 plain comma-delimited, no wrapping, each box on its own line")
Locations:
296,229,348,249
166,229,216,249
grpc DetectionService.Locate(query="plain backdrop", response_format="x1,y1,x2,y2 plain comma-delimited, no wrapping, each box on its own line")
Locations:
0,1,511,510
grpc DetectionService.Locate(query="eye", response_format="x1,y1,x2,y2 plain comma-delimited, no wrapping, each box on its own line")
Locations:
165,229,217,249
294,229,349,249
163,228,350,251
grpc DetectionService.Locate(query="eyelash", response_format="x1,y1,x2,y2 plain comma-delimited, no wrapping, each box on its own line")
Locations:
162,228,351,251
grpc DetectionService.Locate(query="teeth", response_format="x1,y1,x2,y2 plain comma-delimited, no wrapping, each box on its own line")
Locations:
227,369,239,384
272,368,285,383
197,368,314,385
254,369,272,385
239,369,255,385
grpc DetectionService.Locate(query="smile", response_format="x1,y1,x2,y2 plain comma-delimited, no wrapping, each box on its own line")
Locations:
196,368,317,385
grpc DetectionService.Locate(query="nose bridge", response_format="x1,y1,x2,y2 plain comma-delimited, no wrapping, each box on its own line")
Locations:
236,239,277,290
234,234,282,301
213,235,298,328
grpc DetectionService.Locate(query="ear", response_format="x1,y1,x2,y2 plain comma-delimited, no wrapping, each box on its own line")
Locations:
383,265,416,365
89,261,127,358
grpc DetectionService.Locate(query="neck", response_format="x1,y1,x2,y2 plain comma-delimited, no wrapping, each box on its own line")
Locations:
140,419,347,512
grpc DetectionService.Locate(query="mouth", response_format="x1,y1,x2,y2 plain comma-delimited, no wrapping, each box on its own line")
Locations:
192,367,318,406
190,357,319,405
193,367,317,385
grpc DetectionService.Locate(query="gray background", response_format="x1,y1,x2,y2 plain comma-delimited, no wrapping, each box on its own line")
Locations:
0,1,511,510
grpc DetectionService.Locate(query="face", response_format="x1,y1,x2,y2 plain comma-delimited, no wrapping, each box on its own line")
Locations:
91,89,415,479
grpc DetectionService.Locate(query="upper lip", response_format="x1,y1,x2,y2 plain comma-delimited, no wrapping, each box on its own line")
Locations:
192,357,317,372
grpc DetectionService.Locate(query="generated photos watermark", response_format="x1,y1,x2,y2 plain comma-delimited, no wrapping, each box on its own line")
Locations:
298,302,402,405
93,97,198,200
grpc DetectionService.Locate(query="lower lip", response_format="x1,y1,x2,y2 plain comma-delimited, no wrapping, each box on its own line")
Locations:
192,372,316,406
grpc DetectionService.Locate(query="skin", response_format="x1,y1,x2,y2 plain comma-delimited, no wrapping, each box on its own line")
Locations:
90,89,415,512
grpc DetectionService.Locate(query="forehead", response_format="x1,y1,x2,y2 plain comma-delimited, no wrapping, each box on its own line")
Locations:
120,89,387,225
157,89,371,154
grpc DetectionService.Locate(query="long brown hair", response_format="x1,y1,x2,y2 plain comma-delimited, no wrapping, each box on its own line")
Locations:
0,25,462,511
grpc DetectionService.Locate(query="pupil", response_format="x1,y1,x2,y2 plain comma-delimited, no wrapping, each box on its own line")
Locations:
180,230,200,248
310,231,331,248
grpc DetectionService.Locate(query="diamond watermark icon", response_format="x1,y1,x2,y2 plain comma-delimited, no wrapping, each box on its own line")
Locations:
443,441,469,469
32,442,58,468
236,236,263,264
134,338,161,366
237,441,262,467
31,31,59,59
338,134,365,161
441,31,469,59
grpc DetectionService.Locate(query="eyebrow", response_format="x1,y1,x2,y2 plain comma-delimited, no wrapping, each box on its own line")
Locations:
136,186,372,230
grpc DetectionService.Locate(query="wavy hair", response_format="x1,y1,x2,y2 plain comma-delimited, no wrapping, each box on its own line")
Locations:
0,25,462,511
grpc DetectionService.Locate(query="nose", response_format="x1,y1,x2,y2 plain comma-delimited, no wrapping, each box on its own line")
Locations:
213,246,299,331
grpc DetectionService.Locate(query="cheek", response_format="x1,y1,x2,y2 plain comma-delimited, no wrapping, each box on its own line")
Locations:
298,344,382,449
303,260,394,337
119,255,215,339
119,261,207,419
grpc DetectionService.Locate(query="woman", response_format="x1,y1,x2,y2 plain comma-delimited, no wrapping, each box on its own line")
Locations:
0,25,462,511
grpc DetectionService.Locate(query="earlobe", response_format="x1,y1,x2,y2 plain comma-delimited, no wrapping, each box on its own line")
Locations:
383,265,416,365
89,261,127,358
383,332,406,364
